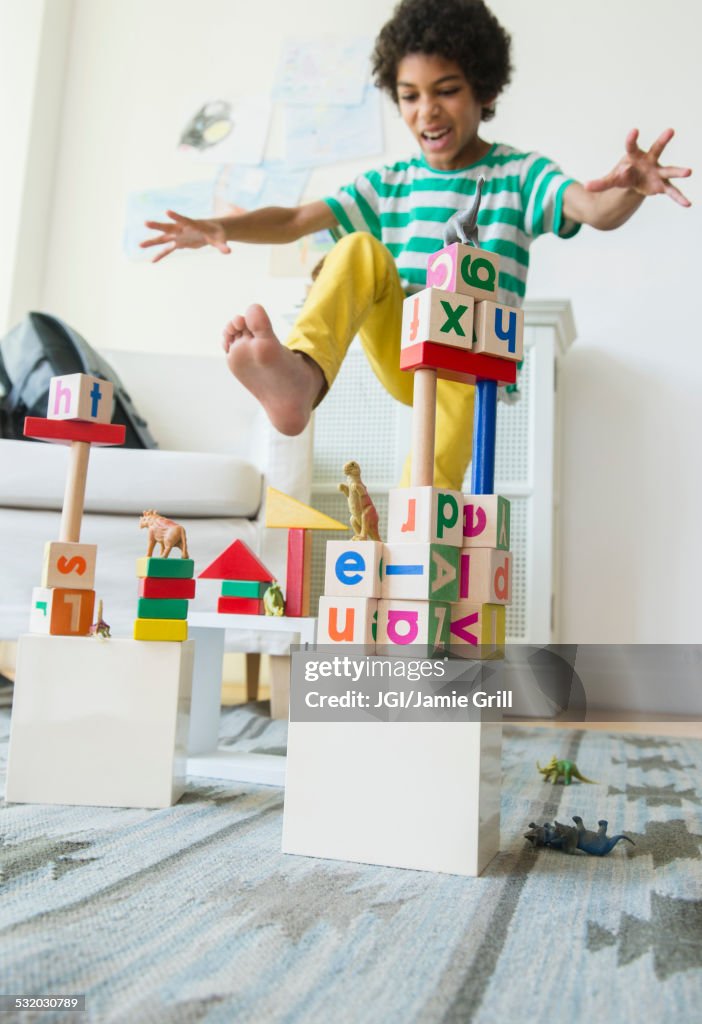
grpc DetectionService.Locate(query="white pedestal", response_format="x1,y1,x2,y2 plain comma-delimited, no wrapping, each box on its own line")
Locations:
6,635,193,808
282,720,501,876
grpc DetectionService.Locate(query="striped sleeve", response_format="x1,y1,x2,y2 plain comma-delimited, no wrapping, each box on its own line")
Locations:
519,153,581,240
323,172,383,241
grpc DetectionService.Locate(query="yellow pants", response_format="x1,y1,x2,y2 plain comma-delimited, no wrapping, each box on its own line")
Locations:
286,232,474,490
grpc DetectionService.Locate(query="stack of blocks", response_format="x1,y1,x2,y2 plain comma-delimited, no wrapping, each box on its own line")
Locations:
135,557,196,641
198,539,274,613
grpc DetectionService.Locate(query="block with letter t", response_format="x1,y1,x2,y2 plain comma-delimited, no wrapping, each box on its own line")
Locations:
387,486,463,546
47,373,114,424
426,242,501,302
462,495,510,551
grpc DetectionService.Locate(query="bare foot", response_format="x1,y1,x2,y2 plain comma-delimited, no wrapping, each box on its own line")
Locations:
222,303,325,435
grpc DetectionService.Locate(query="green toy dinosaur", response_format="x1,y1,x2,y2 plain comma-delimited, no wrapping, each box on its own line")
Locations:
263,580,285,617
537,755,597,786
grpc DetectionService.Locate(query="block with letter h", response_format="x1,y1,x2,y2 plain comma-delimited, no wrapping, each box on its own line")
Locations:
473,301,524,362
47,373,113,424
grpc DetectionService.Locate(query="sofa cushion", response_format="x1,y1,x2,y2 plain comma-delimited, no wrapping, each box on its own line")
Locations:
1,439,263,518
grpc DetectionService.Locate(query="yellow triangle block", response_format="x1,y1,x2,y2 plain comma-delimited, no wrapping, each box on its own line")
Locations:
265,487,347,531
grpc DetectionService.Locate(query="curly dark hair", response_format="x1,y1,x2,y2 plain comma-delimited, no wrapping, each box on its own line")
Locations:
372,0,512,120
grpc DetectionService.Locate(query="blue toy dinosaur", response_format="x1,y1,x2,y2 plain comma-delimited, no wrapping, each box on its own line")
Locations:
524,816,635,856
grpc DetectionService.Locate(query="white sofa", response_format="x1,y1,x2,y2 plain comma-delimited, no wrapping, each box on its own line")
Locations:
0,349,313,653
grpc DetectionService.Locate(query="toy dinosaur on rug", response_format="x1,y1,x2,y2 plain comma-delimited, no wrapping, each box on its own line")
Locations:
524,816,635,857
537,755,597,786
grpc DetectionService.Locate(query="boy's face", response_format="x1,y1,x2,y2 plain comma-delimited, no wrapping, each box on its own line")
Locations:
396,54,488,171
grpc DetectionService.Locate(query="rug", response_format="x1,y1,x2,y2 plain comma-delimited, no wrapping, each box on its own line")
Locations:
1,705,700,1023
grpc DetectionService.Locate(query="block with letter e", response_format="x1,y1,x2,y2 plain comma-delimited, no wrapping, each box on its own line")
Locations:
401,288,474,352
317,597,378,647
426,242,500,302
376,599,450,656
29,586,95,636
47,373,113,424
462,495,510,551
449,602,506,660
324,540,382,598
42,540,97,590
387,486,463,546
381,543,459,602
458,549,512,605
473,301,524,362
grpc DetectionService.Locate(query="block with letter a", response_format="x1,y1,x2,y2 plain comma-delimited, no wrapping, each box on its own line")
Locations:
458,549,511,605
449,601,506,659
381,542,460,602
47,373,114,424
426,242,500,302
41,540,97,590
387,485,463,546
317,597,378,647
462,495,510,551
324,540,383,598
401,287,474,352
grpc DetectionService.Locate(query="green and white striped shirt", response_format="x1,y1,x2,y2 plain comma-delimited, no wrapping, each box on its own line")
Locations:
324,143,580,308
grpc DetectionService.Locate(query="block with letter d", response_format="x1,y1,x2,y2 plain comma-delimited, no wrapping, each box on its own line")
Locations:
47,373,113,424
426,242,500,302
381,543,459,602
458,549,511,605
29,586,95,636
387,486,463,546
376,599,450,656
42,540,97,590
317,597,378,647
462,495,510,551
401,288,474,352
324,540,382,598
473,301,524,362
449,602,506,659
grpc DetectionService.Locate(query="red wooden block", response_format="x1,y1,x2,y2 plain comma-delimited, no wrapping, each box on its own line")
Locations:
138,577,197,599
286,528,311,617
399,342,517,386
23,416,126,446
198,539,274,582
217,596,264,615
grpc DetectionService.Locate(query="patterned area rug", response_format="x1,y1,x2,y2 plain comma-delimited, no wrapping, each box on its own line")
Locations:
1,705,701,1023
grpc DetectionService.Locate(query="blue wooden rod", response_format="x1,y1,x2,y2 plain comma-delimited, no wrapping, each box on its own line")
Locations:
470,379,497,494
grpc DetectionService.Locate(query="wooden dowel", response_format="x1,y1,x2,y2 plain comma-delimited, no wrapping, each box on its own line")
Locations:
411,368,437,487
470,379,498,495
60,440,91,542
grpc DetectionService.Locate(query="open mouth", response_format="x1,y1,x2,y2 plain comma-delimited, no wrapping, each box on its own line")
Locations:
421,128,451,142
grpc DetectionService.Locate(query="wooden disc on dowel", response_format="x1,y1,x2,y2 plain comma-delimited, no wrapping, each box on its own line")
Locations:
59,441,91,543
410,368,437,488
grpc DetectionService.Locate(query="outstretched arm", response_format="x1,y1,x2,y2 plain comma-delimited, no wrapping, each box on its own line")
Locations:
140,199,338,263
562,128,692,231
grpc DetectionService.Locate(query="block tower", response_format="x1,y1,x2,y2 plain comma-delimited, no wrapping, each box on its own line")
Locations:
134,520,196,642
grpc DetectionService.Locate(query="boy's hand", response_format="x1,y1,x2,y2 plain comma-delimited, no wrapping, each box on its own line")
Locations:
585,128,692,207
140,210,231,262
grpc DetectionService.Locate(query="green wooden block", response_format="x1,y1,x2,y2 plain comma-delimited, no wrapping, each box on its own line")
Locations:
136,557,195,579
429,544,460,602
137,598,189,620
220,580,271,598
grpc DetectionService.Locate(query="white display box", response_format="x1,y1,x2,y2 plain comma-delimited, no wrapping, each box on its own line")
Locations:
283,719,501,876
6,635,193,808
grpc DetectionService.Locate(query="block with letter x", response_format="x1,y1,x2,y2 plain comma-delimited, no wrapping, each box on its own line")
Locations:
401,287,475,352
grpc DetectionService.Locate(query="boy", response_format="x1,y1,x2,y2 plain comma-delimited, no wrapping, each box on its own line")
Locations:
142,0,690,490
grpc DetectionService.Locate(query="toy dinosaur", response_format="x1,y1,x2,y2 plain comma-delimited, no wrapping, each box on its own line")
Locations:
263,580,285,617
442,175,485,246
88,599,111,639
537,755,597,786
524,816,635,857
338,460,381,542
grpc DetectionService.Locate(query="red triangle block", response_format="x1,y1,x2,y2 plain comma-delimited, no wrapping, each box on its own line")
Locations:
198,539,274,582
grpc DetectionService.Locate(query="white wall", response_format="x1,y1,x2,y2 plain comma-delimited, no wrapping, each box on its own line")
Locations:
5,0,701,643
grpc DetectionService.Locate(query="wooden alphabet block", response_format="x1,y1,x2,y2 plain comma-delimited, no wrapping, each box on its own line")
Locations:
137,597,189,620
381,543,460,602
458,549,512,605
387,486,463,546
136,557,195,580
217,596,264,615
317,597,378,647
138,577,197,600
449,602,506,659
376,599,450,655
462,495,510,550
24,416,125,446
30,586,95,636
426,242,500,302
473,301,524,362
47,373,114,424
220,580,270,598
324,540,383,598
42,541,97,590
399,342,517,386
401,288,474,352
133,618,188,642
